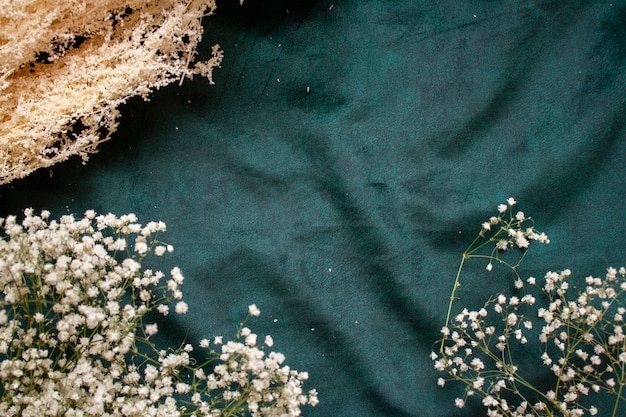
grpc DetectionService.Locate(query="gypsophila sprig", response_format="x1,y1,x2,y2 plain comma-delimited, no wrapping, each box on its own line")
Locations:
432,199,626,417
440,198,549,343
0,209,317,416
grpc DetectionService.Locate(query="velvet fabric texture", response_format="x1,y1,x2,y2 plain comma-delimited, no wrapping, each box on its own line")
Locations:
1,1,625,416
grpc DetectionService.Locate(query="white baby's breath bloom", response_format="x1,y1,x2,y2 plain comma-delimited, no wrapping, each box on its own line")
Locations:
515,234,530,249
470,357,485,371
175,301,188,314
309,390,320,406
176,382,191,394
248,304,261,317
145,323,159,336
473,377,484,389
483,395,498,407
134,237,148,254
171,267,184,284
245,333,257,346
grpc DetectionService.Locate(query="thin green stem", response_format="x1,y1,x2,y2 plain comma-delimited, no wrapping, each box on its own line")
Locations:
440,254,467,353
612,367,625,417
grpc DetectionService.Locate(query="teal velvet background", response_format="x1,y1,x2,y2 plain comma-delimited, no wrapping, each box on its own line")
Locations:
1,1,625,416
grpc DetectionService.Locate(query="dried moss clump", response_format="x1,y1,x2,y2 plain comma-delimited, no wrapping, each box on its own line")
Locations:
0,0,225,184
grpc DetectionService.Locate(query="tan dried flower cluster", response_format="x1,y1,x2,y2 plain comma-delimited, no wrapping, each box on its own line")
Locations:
0,0,225,184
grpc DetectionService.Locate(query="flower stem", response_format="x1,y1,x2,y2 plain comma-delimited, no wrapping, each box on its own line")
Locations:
613,370,625,417
440,254,467,353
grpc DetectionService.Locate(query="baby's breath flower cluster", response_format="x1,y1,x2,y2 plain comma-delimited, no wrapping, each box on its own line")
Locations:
0,209,317,416
441,198,549,336
432,199,626,417
193,309,319,416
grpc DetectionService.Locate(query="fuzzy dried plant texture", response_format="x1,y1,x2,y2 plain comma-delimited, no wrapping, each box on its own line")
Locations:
0,0,223,184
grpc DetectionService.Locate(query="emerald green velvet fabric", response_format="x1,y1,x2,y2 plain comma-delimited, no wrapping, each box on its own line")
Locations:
1,1,625,416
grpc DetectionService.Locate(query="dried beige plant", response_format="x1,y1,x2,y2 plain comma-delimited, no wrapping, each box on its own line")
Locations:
0,0,224,184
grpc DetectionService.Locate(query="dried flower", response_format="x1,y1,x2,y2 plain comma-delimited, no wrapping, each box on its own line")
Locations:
0,1,227,184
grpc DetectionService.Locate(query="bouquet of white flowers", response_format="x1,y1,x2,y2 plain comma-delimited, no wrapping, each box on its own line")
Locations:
0,209,317,416
432,199,625,417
